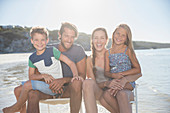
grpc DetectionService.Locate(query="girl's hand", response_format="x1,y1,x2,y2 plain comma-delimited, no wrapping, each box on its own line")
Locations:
42,74,55,84
71,76,84,82
112,73,124,79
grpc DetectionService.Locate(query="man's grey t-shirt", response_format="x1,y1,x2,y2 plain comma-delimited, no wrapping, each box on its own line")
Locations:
54,44,86,77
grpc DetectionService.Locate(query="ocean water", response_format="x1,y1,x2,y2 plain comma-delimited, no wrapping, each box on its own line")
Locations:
0,49,170,113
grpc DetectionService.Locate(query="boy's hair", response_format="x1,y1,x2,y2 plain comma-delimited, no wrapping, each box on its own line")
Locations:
59,22,78,39
30,26,49,39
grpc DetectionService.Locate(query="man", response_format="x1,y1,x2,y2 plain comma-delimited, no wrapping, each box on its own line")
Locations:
27,22,86,113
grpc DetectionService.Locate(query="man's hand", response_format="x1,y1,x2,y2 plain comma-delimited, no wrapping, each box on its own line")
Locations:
71,76,84,82
49,78,65,93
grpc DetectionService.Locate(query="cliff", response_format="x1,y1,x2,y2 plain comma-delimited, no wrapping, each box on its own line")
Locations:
0,26,170,53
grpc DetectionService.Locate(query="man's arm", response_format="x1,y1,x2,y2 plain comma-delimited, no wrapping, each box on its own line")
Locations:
76,57,86,79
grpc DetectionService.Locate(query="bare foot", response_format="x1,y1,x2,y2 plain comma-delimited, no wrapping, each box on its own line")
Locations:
2,106,20,113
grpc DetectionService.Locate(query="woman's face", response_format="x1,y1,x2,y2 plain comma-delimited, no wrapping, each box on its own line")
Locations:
113,27,127,45
92,30,107,52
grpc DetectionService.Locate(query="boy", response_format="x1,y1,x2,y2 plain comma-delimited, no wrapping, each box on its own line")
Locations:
3,26,83,113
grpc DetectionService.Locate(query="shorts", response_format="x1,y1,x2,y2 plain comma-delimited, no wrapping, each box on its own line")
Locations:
22,80,65,98
130,82,136,88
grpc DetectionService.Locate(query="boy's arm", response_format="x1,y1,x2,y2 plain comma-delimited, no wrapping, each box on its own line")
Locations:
29,67,43,80
29,67,54,83
59,53,78,77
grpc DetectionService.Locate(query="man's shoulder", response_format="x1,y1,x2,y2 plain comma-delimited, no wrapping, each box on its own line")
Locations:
71,44,85,51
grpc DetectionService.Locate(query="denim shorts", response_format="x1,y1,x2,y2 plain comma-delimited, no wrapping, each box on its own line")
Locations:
130,82,136,88
22,80,65,97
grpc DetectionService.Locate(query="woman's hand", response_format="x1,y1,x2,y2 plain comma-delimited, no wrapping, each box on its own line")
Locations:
71,76,84,82
108,79,124,90
42,74,55,84
119,77,128,88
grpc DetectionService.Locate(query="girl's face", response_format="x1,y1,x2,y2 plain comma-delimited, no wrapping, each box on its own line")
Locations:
113,27,127,45
92,30,107,52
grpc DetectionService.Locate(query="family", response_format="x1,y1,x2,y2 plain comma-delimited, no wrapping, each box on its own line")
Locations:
3,22,142,113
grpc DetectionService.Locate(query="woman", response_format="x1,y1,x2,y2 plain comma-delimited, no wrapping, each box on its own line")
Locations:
83,27,142,113
83,28,119,113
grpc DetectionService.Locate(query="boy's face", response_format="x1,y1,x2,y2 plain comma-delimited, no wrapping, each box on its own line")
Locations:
31,33,49,53
59,27,76,50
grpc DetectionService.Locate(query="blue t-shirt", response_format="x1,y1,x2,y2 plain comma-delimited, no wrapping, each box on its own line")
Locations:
54,44,86,77
29,47,63,79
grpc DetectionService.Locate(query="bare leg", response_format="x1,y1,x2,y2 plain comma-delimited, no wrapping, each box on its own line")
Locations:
116,89,132,113
3,81,32,113
62,80,83,113
102,90,119,113
83,79,99,113
83,79,116,113
14,85,26,113
27,90,53,113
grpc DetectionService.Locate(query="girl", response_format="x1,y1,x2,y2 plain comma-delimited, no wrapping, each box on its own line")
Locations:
104,24,142,113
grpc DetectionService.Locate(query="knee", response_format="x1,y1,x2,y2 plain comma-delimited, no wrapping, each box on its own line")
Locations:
70,80,82,93
23,80,32,90
116,90,128,99
28,90,40,101
82,79,95,92
14,86,22,96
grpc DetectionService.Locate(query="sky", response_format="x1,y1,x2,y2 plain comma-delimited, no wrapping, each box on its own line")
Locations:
0,0,170,43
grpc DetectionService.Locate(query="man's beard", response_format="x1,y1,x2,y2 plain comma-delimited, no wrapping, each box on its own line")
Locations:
61,40,71,50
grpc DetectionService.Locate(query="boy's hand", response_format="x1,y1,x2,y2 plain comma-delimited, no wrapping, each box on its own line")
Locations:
71,76,84,82
42,74,54,84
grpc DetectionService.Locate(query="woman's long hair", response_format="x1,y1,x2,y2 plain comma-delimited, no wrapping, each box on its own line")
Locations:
91,28,108,75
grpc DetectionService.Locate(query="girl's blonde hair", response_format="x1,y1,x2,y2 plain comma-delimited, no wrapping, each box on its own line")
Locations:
91,28,108,75
112,24,134,54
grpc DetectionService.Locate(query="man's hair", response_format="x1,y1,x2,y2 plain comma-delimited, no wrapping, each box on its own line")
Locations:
30,26,49,39
59,22,78,38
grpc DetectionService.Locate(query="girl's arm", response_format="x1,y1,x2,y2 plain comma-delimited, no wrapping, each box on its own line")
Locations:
120,49,141,76
104,50,123,79
59,53,78,77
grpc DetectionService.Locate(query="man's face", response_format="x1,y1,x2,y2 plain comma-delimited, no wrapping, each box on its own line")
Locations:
59,27,76,50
